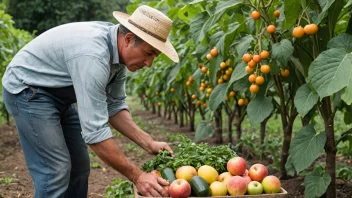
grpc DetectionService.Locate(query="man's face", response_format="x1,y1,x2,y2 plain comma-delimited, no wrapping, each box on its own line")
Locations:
121,33,161,72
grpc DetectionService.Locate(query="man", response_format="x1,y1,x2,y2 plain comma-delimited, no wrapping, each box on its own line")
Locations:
2,5,179,197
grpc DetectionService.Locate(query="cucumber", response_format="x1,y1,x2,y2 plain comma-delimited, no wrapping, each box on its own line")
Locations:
190,176,210,197
161,167,176,183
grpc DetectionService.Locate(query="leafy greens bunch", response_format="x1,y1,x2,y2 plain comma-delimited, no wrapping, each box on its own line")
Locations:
142,135,237,173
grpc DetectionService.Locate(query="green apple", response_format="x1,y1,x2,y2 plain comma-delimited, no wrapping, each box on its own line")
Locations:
247,181,263,195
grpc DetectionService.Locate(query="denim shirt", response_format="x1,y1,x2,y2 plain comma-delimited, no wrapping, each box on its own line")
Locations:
2,22,128,144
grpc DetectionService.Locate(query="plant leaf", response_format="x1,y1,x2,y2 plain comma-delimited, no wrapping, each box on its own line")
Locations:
294,84,319,117
195,121,214,142
228,62,247,87
304,166,331,198
287,124,326,173
315,0,335,25
308,49,352,98
209,83,228,111
272,39,294,67
327,33,352,52
215,0,243,14
247,96,273,126
283,0,301,29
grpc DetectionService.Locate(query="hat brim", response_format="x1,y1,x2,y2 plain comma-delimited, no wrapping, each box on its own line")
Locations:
113,11,179,63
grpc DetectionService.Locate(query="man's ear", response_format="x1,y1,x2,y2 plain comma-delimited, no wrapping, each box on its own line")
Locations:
124,33,134,46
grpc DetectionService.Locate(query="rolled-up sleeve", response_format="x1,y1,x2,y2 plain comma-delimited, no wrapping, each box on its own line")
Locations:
106,65,129,117
66,55,112,144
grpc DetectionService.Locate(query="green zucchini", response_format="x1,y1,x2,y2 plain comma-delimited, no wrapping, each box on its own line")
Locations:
161,167,176,183
190,176,210,197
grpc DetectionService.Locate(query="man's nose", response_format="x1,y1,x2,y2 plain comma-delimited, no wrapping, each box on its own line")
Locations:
144,58,154,67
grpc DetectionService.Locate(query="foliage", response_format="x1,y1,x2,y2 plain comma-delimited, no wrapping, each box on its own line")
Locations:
3,0,129,35
141,134,237,173
336,164,352,182
105,178,134,198
0,5,33,123
304,166,331,198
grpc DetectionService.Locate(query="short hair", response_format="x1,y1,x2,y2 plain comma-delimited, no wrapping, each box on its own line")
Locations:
118,24,143,47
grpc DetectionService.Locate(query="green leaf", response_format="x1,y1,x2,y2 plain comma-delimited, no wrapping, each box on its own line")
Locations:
195,121,214,142
190,12,208,43
304,166,331,198
228,62,247,87
215,0,243,14
235,35,254,58
287,124,326,173
294,84,319,117
345,0,352,8
291,56,306,77
272,39,294,67
283,0,301,29
247,96,273,126
315,0,335,25
342,78,352,105
327,33,352,52
209,83,228,111
308,49,352,98
216,23,240,56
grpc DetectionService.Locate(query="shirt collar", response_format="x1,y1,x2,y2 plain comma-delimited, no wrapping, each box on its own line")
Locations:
109,24,120,64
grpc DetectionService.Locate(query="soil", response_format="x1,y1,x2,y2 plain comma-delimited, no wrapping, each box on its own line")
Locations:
0,103,351,198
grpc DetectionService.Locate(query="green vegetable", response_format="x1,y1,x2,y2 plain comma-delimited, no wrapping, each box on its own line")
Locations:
142,134,237,173
190,176,210,197
160,167,176,183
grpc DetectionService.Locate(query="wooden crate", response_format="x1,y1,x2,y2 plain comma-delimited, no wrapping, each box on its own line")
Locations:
134,185,288,198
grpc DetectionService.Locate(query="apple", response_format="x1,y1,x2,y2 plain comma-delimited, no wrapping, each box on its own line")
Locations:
218,172,232,186
242,169,249,176
198,165,219,184
248,163,268,182
226,176,247,196
168,179,191,198
242,175,252,185
261,175,281,194
209,181,227,196
176,165,197,182
150,170,161,177
227,157,247,176
247,181,263,195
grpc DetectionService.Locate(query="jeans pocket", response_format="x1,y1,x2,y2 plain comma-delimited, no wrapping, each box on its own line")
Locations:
2,87,19,116
25,86,39,101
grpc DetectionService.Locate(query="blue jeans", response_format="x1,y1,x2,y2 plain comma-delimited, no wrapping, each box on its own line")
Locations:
2,86,90,198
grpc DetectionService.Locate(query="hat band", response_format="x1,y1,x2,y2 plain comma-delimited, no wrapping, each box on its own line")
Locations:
128,19,166,42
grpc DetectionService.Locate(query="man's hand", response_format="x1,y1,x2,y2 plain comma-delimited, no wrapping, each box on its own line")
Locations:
134,172,170,197
148,141,173,155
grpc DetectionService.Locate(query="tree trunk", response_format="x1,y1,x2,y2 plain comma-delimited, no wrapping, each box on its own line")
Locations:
322,97,336,198
214,107,223,144
173,105,178,124
179,106,184,127
260,116,270,161
157,105,161,117
228,115,234,144
189,104,195,132
168,105,172,120
164,104,168,118
152,103,156,114
199,106,206,120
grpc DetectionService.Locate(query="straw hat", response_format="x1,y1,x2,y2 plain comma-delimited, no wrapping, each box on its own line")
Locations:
113,5,179,63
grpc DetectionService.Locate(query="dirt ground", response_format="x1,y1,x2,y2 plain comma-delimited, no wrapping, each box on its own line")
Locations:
0,106,351,197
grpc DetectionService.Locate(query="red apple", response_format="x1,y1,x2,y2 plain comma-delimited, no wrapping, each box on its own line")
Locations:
242,169,249,176
168,179,191,198
218,172,232,186
248,163,268,182
247,181,264,195
226,176,247,196
175,165,197,182
242,175,252,185
261,175,281,194
227,157,247,176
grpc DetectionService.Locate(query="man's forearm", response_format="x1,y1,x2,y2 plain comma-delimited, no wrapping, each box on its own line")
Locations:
109,110,153,153
89,138,143,183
